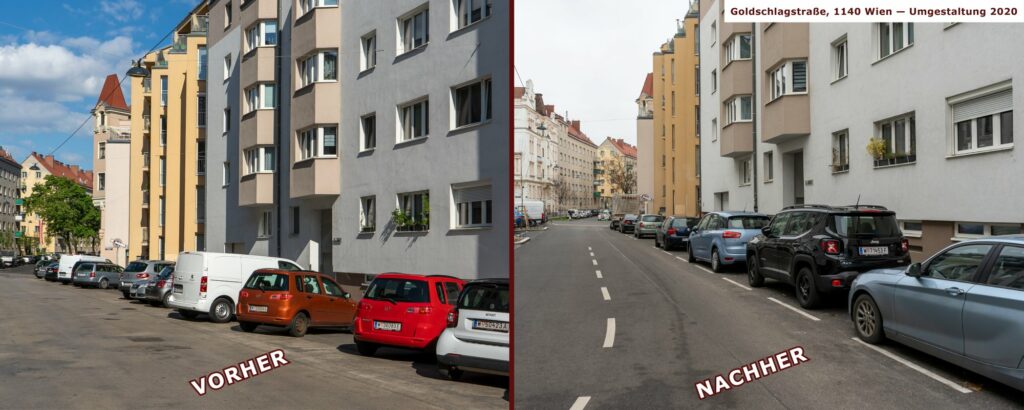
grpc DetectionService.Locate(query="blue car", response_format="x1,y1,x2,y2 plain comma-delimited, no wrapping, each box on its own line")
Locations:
687,211,770,272
850,236,1024,392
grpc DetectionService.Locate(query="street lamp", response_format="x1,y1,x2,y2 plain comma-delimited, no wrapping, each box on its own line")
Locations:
126,59,149,78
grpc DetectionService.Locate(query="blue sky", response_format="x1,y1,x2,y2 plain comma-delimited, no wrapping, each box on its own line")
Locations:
0,0,200,168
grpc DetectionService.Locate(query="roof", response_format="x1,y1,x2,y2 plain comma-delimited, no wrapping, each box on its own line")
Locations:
639,73,654,98
0,147,19,168
567,122,598,148
608,138,638,159
96,74,128,111
513,87,526,100
27,152,94,190
709,211,770,217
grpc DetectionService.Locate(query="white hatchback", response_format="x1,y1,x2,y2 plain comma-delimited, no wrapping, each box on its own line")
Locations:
436,278,509,380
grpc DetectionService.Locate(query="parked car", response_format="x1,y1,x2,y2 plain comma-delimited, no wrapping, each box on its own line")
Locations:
437,278,509,380
57,255,109,284
34,260,52,278
42,262,59,281
519,200,546,226
609,215,622,230
655,216,699,250
353,273,465,356
1,251,19,268
747,205,910,308
142,266,176,307
849,237,1024,392
688,211,770,272
598,211,610,221
618,214,639,234
634,214,665,238
169,252,304,323
71,262,124,289
119,260,175,299
236,269,357,337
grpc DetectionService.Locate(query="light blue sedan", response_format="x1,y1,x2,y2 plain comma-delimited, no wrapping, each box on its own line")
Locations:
849,236,1024,392
687,211,770,272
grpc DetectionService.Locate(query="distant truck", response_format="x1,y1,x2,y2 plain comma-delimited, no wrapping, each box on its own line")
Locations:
611,194,642,220
516,200,546,226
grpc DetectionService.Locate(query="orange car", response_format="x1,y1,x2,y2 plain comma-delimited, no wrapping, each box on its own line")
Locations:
236,269,357,337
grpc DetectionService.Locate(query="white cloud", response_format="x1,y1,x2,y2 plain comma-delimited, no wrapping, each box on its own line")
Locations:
0,36,135,102
99,0,144,22
0,96,86,134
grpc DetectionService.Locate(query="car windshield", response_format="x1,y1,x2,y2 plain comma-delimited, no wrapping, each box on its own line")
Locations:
458,284,509,313
365,278,430,303
728,216,770,229
642,215,663,222
243,272,290,291
125,262,148,273
833,214,901,237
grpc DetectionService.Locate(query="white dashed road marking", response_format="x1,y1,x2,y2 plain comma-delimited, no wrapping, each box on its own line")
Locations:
601,287,610,301
676,256,688,263
595,270,603,279
603,318,616,348
767,297,821,322
722,277,752,291
570,396,592,410
588,246,592,251
695,265,713,274
851,338,971,393
589,252,594,257
592,259,598,266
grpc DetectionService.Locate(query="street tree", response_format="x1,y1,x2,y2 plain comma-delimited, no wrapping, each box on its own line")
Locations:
607,160,637,195
552,176,572,211
23,175,100,255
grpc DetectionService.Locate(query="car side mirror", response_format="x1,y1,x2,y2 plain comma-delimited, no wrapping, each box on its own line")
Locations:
761,226,773,237
343,292,351,299
906,263,923,277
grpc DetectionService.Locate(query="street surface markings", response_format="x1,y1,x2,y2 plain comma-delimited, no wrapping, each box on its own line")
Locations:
595,270,603,279
570,396,591,410
588,246,592,251
592,259,598,266
662,251,671,256
601,287,610,301
603,318,616,348
695,265,714,274
721,277,752,291
767,297,821,322
589,252,594,257
851,337,972,393
676,256,689,263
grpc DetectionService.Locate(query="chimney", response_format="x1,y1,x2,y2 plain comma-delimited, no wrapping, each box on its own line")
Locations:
571,120,581,130
45,155,54,166
71,165,80,174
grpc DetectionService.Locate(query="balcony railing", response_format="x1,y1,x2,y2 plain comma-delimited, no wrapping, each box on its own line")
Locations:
142,153,150,169
143,114,151,131
192,15,209,33
170,37,187,53
141,227,149,245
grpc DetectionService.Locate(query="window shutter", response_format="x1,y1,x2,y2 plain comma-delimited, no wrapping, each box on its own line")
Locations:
953,89,1012,123
454,185,491,204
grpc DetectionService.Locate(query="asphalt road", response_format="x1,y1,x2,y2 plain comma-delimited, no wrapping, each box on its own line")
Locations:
0,265,507,409
514,219,1024,409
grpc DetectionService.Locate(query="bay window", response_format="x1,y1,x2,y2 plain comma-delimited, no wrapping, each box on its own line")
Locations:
298,50,337,88
245,83,276,113
298,0,337,16
246,20,277,52
244,146,275,175
768,60,807,101
724,34,751,63
724,95,752,125
297,126,338,160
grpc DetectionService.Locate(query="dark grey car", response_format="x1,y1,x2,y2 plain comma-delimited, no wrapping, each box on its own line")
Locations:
71,262,124,289
119,260,175,299
655,216,698,250
618,214,639,234
143,266,175,307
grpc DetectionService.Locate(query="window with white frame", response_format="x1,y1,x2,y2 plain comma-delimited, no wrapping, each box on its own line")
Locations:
361,114,376,151
223,107,230,133
197,94,207,127
399,6,429,54
877,22,913,60
160,196,165,226
258,211,272,238
454,0,491,29
160,157,166,186
360,32,376,71
900,220,922,237
739,157,752,185
243,146,275,174
244,83,275,113
160,75,168,106
399,98,429,141
453,183,492,228
98,142,106,159
711,118,718,142
223,54,232,79
955,222,1022,239
950,85,1013,155
246,20,278,52
724,34,751,63
710,20,717,46
397,191,429,229
453,78,491,127
832,129,849,172
832,36,848,81
198,46,207,80
298,50,337,88
763,151,773,182
297,126,338,160
725,95,752,125
711,69,717,93
298,0,337,16
98,173,105,191
875,113,916,165
160,115,167,145
224,3,232,27
360,196,376,232
222,162,230,186
768,60,807,101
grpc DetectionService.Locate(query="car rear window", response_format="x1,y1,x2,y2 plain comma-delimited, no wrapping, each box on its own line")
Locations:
642,215,663,222
75,264,93,273
624,214,638,220
365,278,430,303
458,284,509,313
833,214,901,237
244,272,290,291
157,267,175,280
125,262,148,272
671,218,695,228
728,216,770,229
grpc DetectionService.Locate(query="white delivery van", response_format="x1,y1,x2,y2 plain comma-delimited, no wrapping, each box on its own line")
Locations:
57,255,110,284
168,252,304,323
518,200,546,226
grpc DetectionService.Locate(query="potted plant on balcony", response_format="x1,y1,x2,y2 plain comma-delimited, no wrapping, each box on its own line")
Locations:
866,138,889,167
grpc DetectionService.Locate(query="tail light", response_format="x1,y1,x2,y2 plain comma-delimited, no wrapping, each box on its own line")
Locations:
407,306,433,314
722,231,742,239
901,239,909,253
136,273,149,279
240,290,249,298
822,239,841,255
667,228,677,235
269,293,293,301
156,280,166,288
199,275,208,298
446,309,459,328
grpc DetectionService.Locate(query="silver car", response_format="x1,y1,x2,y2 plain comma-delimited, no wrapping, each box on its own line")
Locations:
634,214,664,239
143,266,175,307
119,260,175,299
71,262,124,289
850,236,1024,392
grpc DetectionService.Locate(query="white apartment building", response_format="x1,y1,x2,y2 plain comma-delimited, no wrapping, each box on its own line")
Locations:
514,80,562,213
636,73,655,213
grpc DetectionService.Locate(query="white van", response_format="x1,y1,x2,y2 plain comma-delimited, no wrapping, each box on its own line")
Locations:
518,200,546,226
167,252,304,323
57,255,110,284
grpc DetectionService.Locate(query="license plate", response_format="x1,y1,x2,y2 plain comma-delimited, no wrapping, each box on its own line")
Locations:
859,246,889,256
173,284,183,293
473,320,510,333
373,321,402,332
248,305,268,313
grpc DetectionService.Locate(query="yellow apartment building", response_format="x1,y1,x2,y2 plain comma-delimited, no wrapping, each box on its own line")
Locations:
20,153,94,254
595,137,638,206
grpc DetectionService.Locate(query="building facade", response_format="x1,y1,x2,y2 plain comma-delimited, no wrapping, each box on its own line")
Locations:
636,73,654,213
561,120,599,211
514,80,562,214
699,1,1024,259
595,137,637,207
92,74,132,264
19,153,93,254
0,148,20,253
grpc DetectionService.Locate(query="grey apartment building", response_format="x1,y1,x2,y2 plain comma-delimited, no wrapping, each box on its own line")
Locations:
0,148,20,253
699,0,1023,259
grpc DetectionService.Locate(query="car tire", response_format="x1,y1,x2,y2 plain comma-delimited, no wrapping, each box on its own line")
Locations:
239,321,259,332
98,278,109,290
687,247,696,263
438,363,464,381
161,292,172,308
287,312,309,337
655,236,662,248
748,256,765,287
711,248,724,273
853,294,885,344
795,267,822,309
209,298,234,323
178,309,199,320
122,289,132,300
355,340,379,356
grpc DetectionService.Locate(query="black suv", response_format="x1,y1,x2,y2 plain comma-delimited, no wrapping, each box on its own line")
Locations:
746,205,911,309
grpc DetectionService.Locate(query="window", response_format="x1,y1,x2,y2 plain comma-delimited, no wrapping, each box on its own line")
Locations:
671,91,676,115
399,7,429,54
950,86,1013,155
291,206,300,235
196,234,206,251
399,98,429,141
159,196,165,226
98,173,106,191
955,222,1022,239
160,76,168,106
223,108,230,133
159,157,166,186
258,211,272,238
297,126,338,160
901,220,922,237
197,140,206,175
98,142,106,159
360,196,376,232
244,147,275,174
739,157,752,185
222,162,230,186
875,113,916,166
298,0,337,16
924,244,992,282
832,37,848,81
322,278,345,297
763,151,773,182
768,60,807,101
160,115,167,145
453,78,492,127
223,54,231,79
360,32,376,71
244,83,276,113
198,46,207,80
454,184,492,228
196,187,205,222
197,94,207,127
710,21,717,46
361,114,376,151
724,34,751,63
224,3,232,27
832,130,849,172
298,50,337,88
246,20,277,52
711,118,718,142
455,0,491,29
877,22,913,60
986,246,1024,290
397,191,429,230
711,69,717,93
725,95,752,125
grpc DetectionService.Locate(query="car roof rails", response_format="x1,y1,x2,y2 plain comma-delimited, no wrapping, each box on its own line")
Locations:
781,204,833,211
842,204,889,210
426,274,462,280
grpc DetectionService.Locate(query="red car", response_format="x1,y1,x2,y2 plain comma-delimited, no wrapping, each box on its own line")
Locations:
353,273,465,356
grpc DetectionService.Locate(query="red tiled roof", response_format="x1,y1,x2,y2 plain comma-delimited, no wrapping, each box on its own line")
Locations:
0,147,17,167
29,152,93,190
640,73,654,97
567,121,597,148
608,137,638,159
96,74,128,111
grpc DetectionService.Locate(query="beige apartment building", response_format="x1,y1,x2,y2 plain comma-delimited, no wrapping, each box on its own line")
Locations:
92,74,132,264
651,13,701,217
20,153,93,254
127,1,209,261
636,73,655,212
561,120,599,211
596,137,637,207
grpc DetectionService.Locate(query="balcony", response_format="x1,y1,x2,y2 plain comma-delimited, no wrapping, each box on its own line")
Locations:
240,110,274,148
141,227,149,246
142,153,150,170
239,172,274,207
720,122,754,158
290,157,340,201
170,37,187,54
720,59,752,101
240,48,275,88
141,191,150,208
762,95,810,143
192,15,209,34
292,5,340,58
291,81,340,131
143,114,151,132
143,77,151,94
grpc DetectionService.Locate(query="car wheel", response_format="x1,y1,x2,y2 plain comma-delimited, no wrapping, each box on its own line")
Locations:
98,278,109,290
208,298,235,323
239,321,259,332
355,340,379,356
795,268,822,309
711,248,724,273
287,312,309,337
438,363,464,381
748,257,765,287
854,294,885,344
161,292,172,308
122,289,132,300
178,309,199,320
686,247,696,263
655,236,662,248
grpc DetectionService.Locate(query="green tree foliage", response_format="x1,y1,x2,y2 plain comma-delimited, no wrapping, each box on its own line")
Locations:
23,175,100,255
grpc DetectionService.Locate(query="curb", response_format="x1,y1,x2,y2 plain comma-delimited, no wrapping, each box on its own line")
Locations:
514,237,531,245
